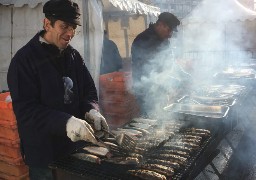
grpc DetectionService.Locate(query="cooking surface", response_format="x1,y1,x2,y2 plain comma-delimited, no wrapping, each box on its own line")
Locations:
49,79,256,180
50,121,215,180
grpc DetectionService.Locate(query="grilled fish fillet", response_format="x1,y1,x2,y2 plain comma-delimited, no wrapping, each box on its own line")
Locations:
72,153,101,164
128,169,166,180
146,159,180,170
83,146,110,157
141,164,174,176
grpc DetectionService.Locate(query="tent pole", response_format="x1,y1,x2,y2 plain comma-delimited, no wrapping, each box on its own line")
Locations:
83,0,90,68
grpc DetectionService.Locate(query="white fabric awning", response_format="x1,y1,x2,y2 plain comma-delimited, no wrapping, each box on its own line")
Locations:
0,0,47,8
102,0,160,17
0,0,161,17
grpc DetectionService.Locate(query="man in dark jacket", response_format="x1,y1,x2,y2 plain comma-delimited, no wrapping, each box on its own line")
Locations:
7,0,109,179
100,31,123,74
131,12,184,116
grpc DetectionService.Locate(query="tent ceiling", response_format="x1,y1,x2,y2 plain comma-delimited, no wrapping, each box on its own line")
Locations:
0,0,160,17
101,0,160,17
183,0,256,24
0,0,47,8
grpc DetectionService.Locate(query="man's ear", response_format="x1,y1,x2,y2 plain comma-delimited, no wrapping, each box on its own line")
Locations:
43,18,51,31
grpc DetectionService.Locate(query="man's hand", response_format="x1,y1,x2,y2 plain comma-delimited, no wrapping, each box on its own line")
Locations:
66,116,97,144
85,109,109,137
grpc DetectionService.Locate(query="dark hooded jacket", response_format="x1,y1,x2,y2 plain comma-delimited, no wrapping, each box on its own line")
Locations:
131,24,172,115
131,23,170,83
100,36,122,75
7,31,98,167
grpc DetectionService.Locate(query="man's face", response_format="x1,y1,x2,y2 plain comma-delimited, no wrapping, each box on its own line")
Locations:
157,22,173,40
44,19,77,49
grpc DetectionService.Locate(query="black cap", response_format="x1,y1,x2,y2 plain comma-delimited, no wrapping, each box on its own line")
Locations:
43,0,81,26
158,12,180,32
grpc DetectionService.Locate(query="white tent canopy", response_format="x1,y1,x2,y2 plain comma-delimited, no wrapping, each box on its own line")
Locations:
0,0,160,17
183,0,256,24
0,0,48,7
102,0,160,17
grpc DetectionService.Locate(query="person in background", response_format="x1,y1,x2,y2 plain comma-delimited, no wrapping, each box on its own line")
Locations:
7,0,109,179
100,30,123,75
131,12,190,116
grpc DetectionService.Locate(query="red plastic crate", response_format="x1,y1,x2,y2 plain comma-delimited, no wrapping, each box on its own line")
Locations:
0,126,19,141
0,144,21,159
0,92,15,122
0,120,17,129
0,138,20,148
100,100,135,114
0,160,28,177
0,92,10,101
99,72,132,92
0,172,29,180
0,155,24,166
99,90,135,102
99,72,132,82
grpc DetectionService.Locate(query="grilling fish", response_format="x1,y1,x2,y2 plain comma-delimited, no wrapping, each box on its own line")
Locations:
124,127,150,136
163,145,193,153
129,153,143,161
141,164,174,176
157,149,189,158
134,147,147,154
184,132,210,137
83,146,112,158
111,129,141,137
129,123,152,129
132,118,157,125
149,154,187,165
184,128,211,136
72,153,101,164
169,141,200,149
180,134,202,141
146,159,180,170
105,156,139,165
181,138,201,144
128,169,167,180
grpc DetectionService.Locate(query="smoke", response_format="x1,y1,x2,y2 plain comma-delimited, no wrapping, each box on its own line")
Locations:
181,0,256,74
132,0,256,120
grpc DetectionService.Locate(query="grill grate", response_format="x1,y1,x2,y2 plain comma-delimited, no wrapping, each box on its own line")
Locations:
171,136,213,180
49,156,138,180
50,127,217,180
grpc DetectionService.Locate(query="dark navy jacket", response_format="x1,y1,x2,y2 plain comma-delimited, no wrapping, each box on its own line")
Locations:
100,36,122,75
131,23,170,83
7,31,98,167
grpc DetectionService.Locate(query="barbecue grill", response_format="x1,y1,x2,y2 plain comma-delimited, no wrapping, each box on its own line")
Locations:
49,77,253,180
49,122,219,180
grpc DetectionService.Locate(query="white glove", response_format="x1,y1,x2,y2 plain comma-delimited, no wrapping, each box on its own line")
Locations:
85,109,109,134
66,116,97,144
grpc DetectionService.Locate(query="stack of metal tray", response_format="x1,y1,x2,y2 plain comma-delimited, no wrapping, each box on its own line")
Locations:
178,95,236,107
213,68,256,79
164,103,230,120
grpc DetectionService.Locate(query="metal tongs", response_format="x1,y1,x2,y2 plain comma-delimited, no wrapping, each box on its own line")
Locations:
86,117,136,153
102,129,137,152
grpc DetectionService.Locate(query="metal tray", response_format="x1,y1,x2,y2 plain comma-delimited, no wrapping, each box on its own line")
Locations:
214,68,256,79
164,103,229,119
190,95,236,106
193,85,246,97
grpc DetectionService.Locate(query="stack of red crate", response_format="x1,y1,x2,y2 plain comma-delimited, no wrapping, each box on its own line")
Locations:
0,92,29,180
99,72,140,129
